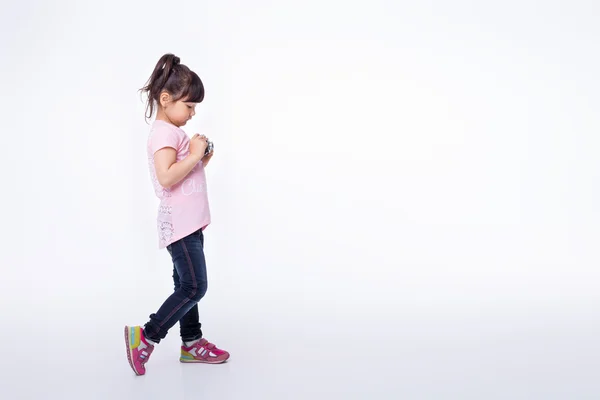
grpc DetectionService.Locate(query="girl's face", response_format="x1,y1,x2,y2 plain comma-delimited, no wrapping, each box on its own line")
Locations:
159,92,197,127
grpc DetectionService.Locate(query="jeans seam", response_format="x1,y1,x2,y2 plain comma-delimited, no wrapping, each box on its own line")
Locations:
151,240,198,336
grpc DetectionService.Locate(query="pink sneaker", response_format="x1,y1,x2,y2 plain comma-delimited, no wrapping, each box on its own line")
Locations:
124,326,154,375
180,338,230,364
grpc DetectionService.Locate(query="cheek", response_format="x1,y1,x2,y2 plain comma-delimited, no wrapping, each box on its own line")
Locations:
174,108,187,119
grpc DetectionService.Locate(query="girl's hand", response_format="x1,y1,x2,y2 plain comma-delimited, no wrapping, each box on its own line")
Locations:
189,134,208,159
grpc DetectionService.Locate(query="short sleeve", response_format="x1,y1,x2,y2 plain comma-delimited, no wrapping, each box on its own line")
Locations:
150,125,181,155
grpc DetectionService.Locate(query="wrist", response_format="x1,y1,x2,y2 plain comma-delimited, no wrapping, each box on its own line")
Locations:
188,153,202,163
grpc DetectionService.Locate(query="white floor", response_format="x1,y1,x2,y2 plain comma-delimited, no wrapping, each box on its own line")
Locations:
2,302,599,399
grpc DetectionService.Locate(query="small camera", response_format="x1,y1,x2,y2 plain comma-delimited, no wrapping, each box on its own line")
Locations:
204,140,214,156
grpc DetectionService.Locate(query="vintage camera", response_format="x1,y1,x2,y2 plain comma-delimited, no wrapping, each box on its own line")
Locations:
204,139,214,156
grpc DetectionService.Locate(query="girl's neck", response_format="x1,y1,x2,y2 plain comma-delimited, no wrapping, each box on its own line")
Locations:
155,109,178,127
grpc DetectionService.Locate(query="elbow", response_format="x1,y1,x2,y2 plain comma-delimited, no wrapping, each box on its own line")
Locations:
157,175,173,189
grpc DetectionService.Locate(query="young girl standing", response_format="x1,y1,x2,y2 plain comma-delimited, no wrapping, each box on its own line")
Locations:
125,54,230,376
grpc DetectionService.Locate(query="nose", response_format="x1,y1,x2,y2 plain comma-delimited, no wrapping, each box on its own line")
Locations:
191,109,196,117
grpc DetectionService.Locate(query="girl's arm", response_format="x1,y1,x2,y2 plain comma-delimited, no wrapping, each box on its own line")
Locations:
154,148,201,188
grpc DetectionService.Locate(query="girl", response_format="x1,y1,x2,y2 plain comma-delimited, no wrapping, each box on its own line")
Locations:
124,54,230,376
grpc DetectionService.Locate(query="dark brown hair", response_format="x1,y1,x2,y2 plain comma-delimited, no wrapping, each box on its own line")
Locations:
139,54,205,121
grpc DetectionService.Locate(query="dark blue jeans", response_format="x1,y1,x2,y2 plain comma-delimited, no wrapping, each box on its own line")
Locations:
143,229,208,344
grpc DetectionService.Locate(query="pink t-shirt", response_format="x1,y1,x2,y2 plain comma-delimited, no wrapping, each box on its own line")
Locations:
147,120,211,248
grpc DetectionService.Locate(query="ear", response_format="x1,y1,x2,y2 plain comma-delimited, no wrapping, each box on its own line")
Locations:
159,91,172,107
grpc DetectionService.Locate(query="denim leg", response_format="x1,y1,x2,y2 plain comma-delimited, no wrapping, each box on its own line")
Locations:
173,268,203,342
144,230,208,343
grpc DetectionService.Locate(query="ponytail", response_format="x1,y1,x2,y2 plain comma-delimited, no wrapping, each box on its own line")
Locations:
140,53,204,122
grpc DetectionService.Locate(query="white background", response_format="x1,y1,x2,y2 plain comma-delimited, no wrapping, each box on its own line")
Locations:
1,0,599,398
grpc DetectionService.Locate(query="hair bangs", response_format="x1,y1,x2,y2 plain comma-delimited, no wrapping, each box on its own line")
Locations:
181,73,205,103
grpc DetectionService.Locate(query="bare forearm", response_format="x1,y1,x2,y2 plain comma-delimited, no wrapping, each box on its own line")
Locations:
159,154,202,187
